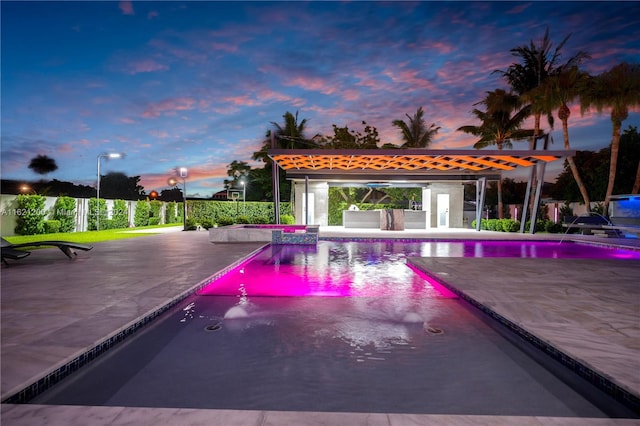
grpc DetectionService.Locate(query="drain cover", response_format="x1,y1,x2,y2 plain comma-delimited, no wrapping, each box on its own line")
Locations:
426,326,444,334
204,323,222,332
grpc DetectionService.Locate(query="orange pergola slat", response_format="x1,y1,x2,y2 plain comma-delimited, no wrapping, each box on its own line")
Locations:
270,151,565,173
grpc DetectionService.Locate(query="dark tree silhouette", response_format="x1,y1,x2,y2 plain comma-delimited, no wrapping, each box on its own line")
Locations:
28,155,58,175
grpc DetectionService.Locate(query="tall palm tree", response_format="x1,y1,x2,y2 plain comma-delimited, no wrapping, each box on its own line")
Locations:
458,89,534,218
530,65,592,207
580,62,640,213
392,107,440,148
496,28,589,147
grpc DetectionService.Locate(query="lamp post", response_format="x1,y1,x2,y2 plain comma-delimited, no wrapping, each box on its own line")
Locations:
240,179,246,214
96,152,123,231
169,167,188,231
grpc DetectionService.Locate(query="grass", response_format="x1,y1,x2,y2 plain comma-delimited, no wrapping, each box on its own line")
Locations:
3,224,182,245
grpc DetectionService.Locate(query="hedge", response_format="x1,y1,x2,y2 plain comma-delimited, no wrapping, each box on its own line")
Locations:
14,194,47,235
52,196,76,232
186,200,291,226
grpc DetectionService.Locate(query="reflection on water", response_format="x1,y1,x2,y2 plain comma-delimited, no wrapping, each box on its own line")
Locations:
198,240,639,299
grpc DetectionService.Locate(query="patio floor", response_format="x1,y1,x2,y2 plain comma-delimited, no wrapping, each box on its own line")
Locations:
1,227,639,425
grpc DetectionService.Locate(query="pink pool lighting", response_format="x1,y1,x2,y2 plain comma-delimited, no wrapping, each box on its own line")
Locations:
198,242,458,299
197,240,640,299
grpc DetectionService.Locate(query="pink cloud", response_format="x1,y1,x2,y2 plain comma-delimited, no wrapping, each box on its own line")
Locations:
125,59,169,75
285,76,338,95
140,163,230,192
422,41,457,55
119,117,137,124
223,95,260,107
118,1,134,15
505,2,532,14
56,143,74,153
142,97,197,118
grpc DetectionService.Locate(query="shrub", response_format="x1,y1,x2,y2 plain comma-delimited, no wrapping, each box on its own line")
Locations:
149,200,162,224
185,217,198,230
524,219,546,233
545,221,563,233
177,202,184,223
280,214,295,224
253,216,269,224
43,220,61,234
497,219,520,232
217,216,235,226
504,219,520,232
88,198,108,231
236,215,251,224
14,194,47,235
102,219,117,230
134,201,150,227
200,218,215,229
52,196,76,232
165,202,178,224
112,200,129,229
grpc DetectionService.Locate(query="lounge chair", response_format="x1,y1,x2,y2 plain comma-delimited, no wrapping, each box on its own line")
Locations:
1,237,93,265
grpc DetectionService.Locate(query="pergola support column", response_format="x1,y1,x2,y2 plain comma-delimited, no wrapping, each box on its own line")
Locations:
271,132,281,224
475,177,487,231
528,161,546,234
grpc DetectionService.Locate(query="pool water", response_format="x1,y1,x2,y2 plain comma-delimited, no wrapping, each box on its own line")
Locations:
31,241,638,417
197,240,640,297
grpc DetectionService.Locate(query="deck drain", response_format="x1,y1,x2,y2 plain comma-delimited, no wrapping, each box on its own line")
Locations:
204,323,223,332
426,326,444,335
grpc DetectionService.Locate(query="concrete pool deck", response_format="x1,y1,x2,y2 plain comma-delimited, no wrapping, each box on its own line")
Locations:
1,226,639,425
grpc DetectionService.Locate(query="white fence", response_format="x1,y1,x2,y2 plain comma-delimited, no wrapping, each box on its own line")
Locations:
0,194,170,236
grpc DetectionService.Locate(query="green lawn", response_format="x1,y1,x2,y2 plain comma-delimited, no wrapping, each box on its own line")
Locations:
3,224,182,245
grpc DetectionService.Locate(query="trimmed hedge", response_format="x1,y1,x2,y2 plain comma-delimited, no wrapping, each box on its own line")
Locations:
52,196,76,232
134,201,150,227
472,218,561,233
14,194,47,235
44,220,61,234
186,200,291,227
112,200,129,229
88,198,108,231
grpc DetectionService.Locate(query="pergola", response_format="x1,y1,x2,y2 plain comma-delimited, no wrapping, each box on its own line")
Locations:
267,149,575,232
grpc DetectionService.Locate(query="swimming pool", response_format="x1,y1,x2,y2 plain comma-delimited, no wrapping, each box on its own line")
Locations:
31,240,638,417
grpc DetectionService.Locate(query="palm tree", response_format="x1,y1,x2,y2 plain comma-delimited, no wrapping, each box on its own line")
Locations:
270,110,315,149
458,89,534,218
28,155,58,175
392,107,440,148
530,65,591,207
253,111,315,164
580,62,640,213
496,28,589,147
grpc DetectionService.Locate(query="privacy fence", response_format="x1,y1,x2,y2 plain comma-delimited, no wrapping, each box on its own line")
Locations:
0,194,291,236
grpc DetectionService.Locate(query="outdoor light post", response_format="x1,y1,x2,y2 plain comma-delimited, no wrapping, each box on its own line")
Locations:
169,167,188,231
96,152,123,231
240,179,246,214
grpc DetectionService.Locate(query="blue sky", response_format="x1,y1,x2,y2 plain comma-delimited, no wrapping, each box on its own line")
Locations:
2,1,639,198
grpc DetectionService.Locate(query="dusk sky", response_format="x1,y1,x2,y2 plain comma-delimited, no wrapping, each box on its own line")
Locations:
2,1,639,198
